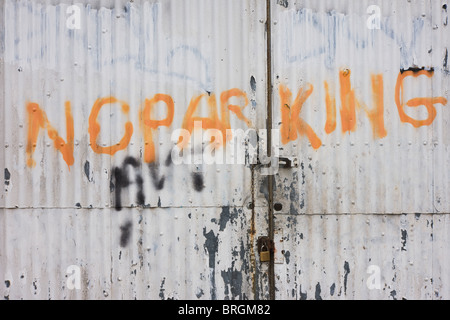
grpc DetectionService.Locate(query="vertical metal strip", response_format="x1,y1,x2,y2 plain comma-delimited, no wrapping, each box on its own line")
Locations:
266,0,275,300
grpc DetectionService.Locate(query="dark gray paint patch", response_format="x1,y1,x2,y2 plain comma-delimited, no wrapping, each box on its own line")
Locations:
159,277,166,300
120,220,133,247
259,176,269,201
218,207,239,231
84,161,93,182
299,286,307,300
4,168,10,185
196,288,204,299
343,261,350,295
250,76,256,92
390,290,397,300
401,229,408,251
277,0,288,8
221,267,243,299
330,283,336,296
203,228,219,300
444,48,448,71
315,282,322,300
284,250,291,264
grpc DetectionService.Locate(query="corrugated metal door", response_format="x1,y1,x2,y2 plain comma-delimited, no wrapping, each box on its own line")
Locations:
270,0,450,299
2,0,450,301
0,0,271,300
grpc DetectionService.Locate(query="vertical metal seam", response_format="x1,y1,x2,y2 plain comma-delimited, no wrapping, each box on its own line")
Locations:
265,0,275,301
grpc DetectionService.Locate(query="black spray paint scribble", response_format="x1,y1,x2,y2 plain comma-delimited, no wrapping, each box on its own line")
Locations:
111,153,205,211
120,220,133,247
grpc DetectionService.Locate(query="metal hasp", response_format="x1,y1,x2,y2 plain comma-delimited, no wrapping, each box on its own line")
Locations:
278,157,299,169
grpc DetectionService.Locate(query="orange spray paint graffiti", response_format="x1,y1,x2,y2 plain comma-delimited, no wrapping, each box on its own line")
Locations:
337,70,387,138
279,83,322,149
141,94,175,163
24,71,447,170
278,68,446,149
26,101,74,169
324,81,336,135
88,97,134,155
180,88,251,148
395,69,447,128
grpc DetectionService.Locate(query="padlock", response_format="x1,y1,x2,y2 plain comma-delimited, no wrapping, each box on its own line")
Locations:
260,244,270,262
